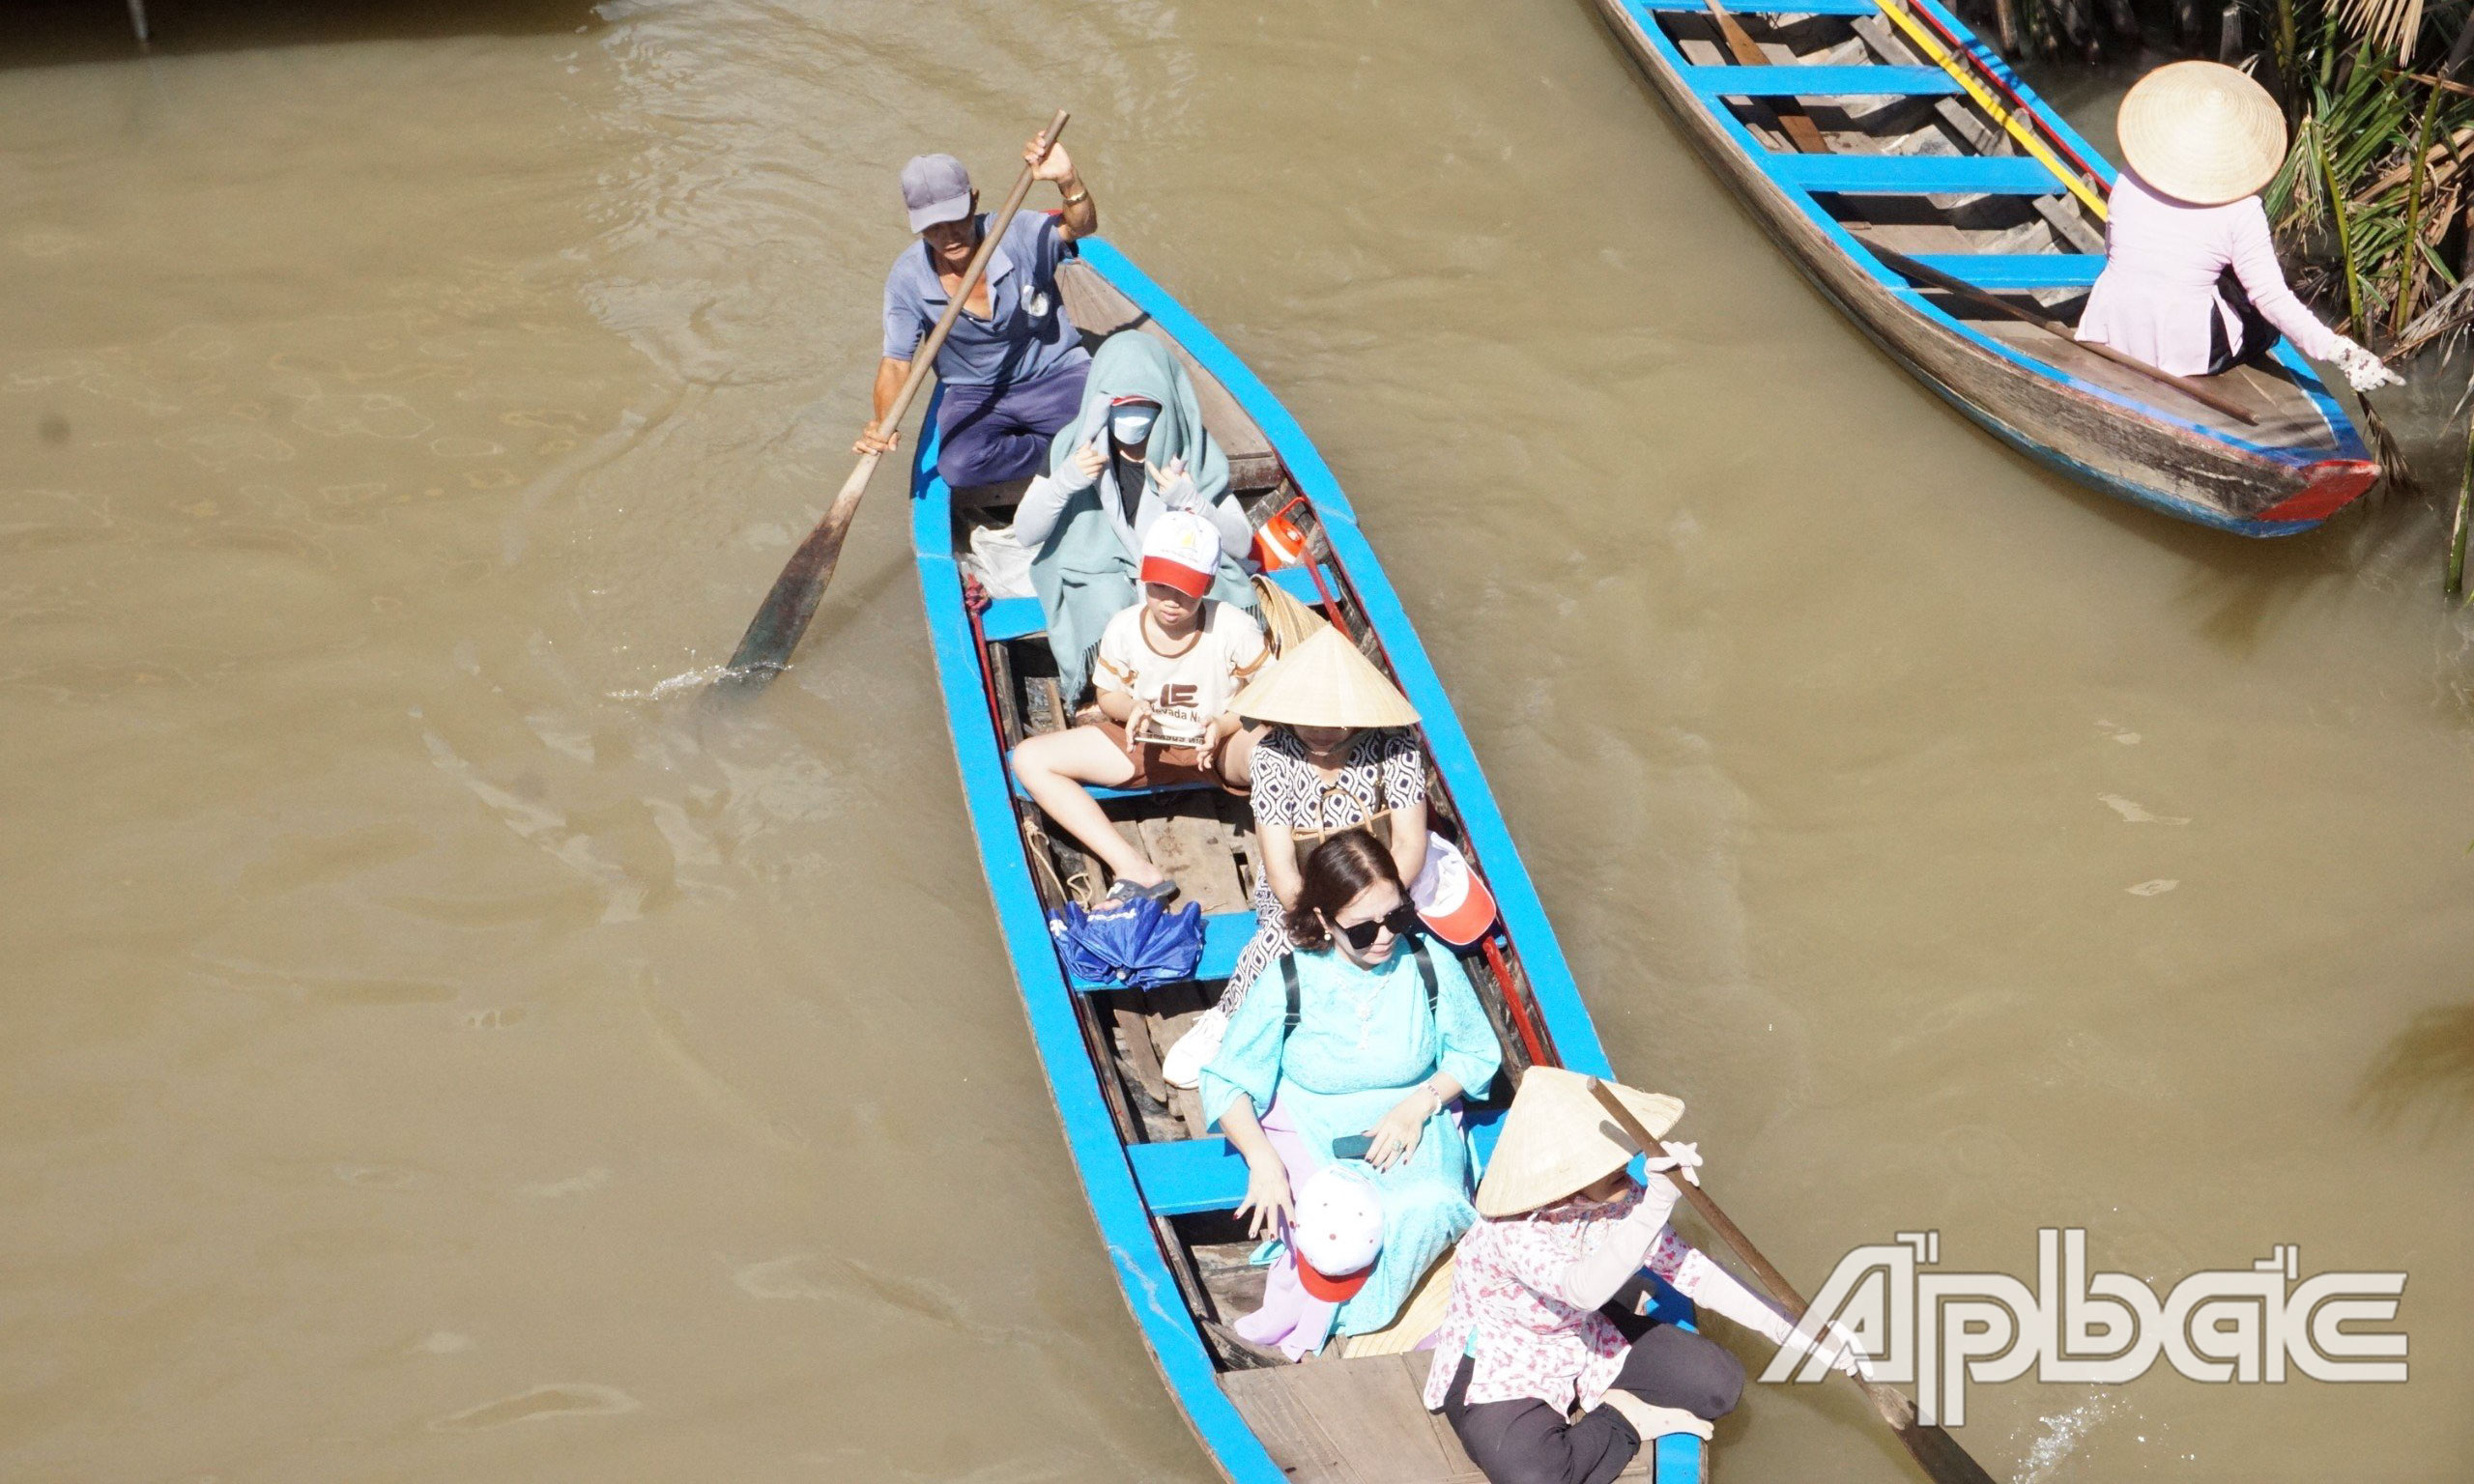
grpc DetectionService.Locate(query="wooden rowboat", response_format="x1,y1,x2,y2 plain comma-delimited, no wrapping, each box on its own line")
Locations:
911,239,1708,1483
1592,0,2380,534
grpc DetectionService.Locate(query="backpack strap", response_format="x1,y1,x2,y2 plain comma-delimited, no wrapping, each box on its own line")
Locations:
1409,934,1438,1017
1281,954,1302,1037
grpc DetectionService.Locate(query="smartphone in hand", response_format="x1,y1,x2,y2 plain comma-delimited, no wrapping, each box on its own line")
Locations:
1330,1133,1374,1161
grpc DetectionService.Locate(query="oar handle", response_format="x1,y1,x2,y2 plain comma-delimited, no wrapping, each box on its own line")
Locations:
869,109,1072,445
1861,241,2261,425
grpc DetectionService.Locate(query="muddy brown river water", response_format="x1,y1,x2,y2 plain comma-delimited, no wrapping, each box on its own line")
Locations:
2,2,2468,1479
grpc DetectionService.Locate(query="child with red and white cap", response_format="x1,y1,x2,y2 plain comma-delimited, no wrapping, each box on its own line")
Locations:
1011,510,1268,903
1011,330,1254,702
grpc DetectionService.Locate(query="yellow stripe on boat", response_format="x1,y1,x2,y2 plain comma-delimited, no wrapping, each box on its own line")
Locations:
1871,0,2111,220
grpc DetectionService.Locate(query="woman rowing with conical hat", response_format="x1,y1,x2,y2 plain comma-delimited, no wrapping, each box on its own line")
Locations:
1422,1068,1859,1484
2076,61,2401,392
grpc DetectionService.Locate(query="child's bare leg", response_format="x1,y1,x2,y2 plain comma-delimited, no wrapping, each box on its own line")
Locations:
1011,728,1168,887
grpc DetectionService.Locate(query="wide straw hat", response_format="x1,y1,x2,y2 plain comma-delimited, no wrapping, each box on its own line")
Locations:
1474,1066,1684,1218
2116,61,2287,207
1230,625,1421,728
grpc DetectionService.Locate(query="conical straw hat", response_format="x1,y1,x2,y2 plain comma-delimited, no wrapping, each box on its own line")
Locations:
1474,1066,1684,1218
2116,61,2287,207
1230,624,1420,728
1250,572,1331,656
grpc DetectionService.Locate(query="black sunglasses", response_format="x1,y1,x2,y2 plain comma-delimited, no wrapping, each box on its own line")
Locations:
1336,906,1422,952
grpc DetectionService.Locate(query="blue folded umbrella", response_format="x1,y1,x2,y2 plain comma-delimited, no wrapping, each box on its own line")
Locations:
1049,895,1206,988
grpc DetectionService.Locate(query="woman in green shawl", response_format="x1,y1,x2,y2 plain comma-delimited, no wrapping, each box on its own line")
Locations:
1009,330,1256,700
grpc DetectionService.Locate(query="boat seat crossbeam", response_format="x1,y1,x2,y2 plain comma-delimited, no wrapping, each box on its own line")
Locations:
980,563,1338,643
1130,1110,1512,1217
1903,252,2102,289
1067,910,1255,992
1630,0,1884,11
1772,153,2066,193
1681,64,1962,98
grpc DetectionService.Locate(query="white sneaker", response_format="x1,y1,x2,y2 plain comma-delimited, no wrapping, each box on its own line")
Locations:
1162,1006,1229,1090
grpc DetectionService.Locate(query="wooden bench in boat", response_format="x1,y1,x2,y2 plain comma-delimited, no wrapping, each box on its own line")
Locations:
981,563,1341,643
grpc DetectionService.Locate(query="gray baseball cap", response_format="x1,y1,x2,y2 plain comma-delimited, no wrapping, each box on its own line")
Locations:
901,154,974,233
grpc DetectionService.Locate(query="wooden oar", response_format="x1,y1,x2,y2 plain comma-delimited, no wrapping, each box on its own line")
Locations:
724,109,1071,689
1860,241,2260,425
1702,0,1831,155
1586,1079,1999,1484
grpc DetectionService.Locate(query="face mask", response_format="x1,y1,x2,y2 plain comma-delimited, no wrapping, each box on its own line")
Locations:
1109,406,1158,446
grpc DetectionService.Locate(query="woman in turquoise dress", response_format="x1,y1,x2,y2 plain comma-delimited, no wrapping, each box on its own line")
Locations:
1201,829,1503,1357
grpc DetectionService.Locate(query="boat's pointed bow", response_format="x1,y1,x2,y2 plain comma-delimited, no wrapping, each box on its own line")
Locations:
2253,458,2382,529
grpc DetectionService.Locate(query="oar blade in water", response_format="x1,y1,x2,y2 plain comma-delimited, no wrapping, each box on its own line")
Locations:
723,512,850,690
1899,1415,2002,1484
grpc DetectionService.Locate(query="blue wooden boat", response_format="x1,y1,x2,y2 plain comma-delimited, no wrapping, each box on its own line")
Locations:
1593,0,2381,534
910,239,1706,1482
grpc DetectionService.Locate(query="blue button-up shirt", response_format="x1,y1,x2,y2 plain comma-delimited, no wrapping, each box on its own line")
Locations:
881,212,1088,387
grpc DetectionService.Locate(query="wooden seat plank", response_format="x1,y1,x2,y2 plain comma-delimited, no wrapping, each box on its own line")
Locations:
1680,64,1962,97
1774,152,2059,191
1221,1365,1352,1483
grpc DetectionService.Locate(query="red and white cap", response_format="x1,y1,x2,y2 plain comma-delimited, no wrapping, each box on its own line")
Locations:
1411,832,1497,946
1292,1163,1384,1302
1138,509,1221,599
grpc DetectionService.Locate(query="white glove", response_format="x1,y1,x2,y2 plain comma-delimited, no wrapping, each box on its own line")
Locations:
1642,1140,1701,1186
2330,336,2404,392
1811,1319,1872,1379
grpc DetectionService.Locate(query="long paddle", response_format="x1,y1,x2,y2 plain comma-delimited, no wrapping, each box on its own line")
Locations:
1586,1079,1999,1484
1860,240,2260,425
724,110,1071,689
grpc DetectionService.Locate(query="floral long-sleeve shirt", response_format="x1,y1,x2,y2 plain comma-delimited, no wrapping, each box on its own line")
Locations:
1422,1184,1794,1413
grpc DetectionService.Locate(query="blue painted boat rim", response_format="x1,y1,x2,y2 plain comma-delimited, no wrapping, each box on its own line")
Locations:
911,238,1698,1479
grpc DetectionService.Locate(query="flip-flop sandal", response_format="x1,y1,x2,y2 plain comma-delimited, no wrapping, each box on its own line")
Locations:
1105,876,1179,905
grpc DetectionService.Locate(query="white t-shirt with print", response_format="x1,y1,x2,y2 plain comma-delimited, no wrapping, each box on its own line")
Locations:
1093,600,1269,734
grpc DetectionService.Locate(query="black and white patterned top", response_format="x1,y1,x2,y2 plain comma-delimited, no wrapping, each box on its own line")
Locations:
1221,727,1428,1012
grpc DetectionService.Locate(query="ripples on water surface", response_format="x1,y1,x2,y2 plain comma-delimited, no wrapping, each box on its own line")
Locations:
1,1,2467,1478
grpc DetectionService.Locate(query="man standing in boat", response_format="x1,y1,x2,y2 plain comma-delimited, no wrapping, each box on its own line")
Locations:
857,135,1099,490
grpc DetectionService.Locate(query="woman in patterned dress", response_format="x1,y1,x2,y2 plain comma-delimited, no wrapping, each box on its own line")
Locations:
1160,624,1430,1089
1424,1068,1860,1484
